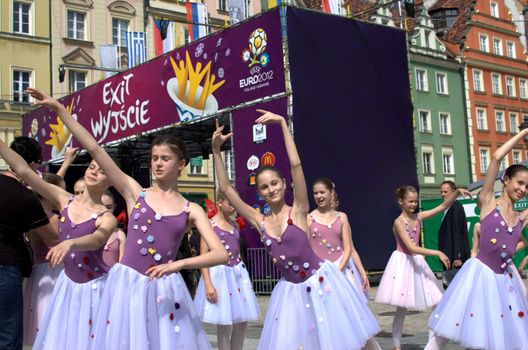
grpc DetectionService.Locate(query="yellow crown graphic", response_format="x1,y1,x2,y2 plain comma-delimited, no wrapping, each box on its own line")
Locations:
45,98,74,152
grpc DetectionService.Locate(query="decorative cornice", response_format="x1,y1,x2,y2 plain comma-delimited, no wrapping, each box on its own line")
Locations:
108,1,136,16
0,32,50,44
62,47,96,66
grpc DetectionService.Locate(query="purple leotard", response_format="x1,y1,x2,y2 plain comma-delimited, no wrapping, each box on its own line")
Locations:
261,211,323,284
58,199,110,283
308,213,344,262
476,207,523,274
120,191,189,275
211,221,241,267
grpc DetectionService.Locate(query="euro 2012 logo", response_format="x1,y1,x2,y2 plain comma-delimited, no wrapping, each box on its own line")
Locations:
241,28,269,68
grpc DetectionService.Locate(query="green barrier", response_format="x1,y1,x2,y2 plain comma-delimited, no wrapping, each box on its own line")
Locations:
421,197,528,272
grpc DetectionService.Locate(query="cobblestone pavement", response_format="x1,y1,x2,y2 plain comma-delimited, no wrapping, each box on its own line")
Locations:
204,286,465,350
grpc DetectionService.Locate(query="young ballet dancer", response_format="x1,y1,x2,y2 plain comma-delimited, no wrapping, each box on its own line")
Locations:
212,112,381,350
308,177,369,300
375,185,470,350
23,173,65,346
0,138,117,350
425,130,528,350
26,87,228,349
194,191,260,350
100,191,127,267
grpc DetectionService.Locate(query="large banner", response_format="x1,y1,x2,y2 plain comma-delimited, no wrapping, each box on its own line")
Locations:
232,97,291,248
23,9,285,161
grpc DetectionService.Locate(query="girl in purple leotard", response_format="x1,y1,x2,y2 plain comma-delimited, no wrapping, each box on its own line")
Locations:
27,87,228,350
426,129,528,350
0,139,117,350
212,111,381,350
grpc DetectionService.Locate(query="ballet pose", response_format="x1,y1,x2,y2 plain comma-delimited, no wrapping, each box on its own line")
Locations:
194,191,260,350
212,112,381,350
426,130,528,350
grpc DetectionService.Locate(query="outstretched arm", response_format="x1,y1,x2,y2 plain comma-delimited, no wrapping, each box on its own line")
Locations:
56,147,78,178
419,188,472,221
212,120,262,230
0,139,69,208
479,128,528,214
26,88,141,207
394,220,451,269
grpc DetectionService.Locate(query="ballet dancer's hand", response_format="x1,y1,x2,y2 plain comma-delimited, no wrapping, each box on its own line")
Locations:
146,260,184,281
453,259,462,268
26,87,63,112
64,147,79,164
47,240,74,268
437,251,451,269
361,272,370,291
457,188,473,199
212,119,233,152
205,283,218,304
255,109,286,125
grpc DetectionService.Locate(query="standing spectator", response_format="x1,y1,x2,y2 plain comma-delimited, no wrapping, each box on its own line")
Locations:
438,181,470,272
0,136,56,350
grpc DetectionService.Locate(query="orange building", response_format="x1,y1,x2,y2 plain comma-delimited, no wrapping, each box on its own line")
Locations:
432,0,528,181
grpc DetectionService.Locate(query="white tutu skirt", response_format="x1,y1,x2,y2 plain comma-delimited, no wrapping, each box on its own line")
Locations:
32,270,107,350
194,262,260,325
334,255,369,302
428,258,528,350
23,262,63,346
375,250,443,310
258,261,379,350
91,263,211,350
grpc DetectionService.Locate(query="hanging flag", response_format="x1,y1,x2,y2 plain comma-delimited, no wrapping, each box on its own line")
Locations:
261,0,281,11
126,31,146,67
99,44,118,78
228,0,246,24
153,19,173,56
322,0,340,14
185,2,207,41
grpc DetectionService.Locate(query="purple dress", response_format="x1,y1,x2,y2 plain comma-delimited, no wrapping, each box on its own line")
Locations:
429,207,528,350
91,190,211,350
258,211,380,350
194,221,260,325
33,198,110,350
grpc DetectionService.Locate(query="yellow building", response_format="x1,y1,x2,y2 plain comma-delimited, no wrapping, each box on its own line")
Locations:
0,0,51,169
50,0,144,98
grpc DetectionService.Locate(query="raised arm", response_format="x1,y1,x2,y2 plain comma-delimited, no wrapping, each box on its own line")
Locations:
255,110,309,217
56,147,78,178
146,203,228,279
479,128,528,213
394,219,451,269
419,188,472,221
0,139,69,208
46,212,117,267
211,120,262,230
26,88,141,206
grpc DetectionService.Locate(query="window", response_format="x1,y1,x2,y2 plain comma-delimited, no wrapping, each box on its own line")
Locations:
430,9,459,30
490,1,499,17
219,0,227,11
189,156,206,175
479,34,489,52
415,69,428,91
506,41,516,58
13,1,30,34
476,108,488,130
422,148,435,174
439,113,451,135
436,72,448,94
510,113,518,133
223,150,235,181
506,76,516,97
419,110,431,132
112,18,128,47
496,110,505,132
492,73,502,94
183,28,191,45
480,148,489,174
12,70,31,103
67,10,85,40
493,38,503,55
520,79,527,98
513,150,521,164
473,69,484,92
68,71,86,93
500,158,508,171
442,149,454,174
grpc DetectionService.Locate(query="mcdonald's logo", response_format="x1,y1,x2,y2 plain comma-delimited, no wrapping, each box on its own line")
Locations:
261,152,276,166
